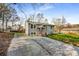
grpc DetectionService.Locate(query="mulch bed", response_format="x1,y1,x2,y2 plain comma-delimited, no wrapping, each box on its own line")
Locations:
0,32,14,56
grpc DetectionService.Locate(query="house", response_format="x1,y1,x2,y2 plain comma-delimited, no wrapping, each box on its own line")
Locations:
25,21,54,36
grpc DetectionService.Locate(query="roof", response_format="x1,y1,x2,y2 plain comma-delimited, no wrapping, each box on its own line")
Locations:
27,21,54,26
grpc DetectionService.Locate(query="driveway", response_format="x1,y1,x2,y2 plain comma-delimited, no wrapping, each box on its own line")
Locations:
7,36,79,56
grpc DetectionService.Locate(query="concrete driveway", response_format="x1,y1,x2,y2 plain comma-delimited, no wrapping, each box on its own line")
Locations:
7,36,79,56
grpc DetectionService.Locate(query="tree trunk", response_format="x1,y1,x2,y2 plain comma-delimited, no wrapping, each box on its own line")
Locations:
12,20,14,27
2,12,4,32
5,19,8,31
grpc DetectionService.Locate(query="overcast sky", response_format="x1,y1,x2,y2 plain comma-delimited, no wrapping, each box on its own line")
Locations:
12,3,79,24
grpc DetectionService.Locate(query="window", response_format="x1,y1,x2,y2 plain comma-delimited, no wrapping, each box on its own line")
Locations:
51,26,52,29
34,25,36,28
31,24,33,28
31,24,36,29
31,32,36,35
43,25,45,27
37,28,40,31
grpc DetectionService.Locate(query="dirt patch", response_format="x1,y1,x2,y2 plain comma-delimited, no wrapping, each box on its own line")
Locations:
0,32,14,56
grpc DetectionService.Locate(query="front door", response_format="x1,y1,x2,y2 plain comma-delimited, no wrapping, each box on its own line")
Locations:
37,28,46,36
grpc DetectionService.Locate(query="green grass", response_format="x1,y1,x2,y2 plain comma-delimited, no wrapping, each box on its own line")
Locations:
10,32,25,37
47,33,79,45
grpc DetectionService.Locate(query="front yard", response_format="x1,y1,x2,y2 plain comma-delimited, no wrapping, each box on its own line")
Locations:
47,33,79,47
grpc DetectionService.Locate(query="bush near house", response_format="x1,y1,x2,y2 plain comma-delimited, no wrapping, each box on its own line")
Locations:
47,33,79,47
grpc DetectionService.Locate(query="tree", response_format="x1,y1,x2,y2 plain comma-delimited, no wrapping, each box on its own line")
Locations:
66,23,72,28
44,18,48,24
31,4,45,22
0,3,10,31
27,15,34,22
10,15,20,27
0,3,20,32
36,13,44,23
52,16,66,33
4,8,12,30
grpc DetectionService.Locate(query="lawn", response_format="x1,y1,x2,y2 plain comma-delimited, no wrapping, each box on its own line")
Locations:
47,33,79,47
11,32,25,37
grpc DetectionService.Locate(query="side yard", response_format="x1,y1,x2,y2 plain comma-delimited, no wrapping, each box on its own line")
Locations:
47,33,79,47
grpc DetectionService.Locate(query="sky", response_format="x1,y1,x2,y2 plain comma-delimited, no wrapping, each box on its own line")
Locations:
12,3,79,24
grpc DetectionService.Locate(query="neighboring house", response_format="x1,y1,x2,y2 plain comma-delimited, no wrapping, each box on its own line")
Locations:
25,21,54,36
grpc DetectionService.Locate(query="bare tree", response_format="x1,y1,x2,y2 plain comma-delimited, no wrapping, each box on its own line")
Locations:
52,16,66,33
44,18,48,24
31,4,45,21
0,3,20,32
36,13,44,23
0,3,11,31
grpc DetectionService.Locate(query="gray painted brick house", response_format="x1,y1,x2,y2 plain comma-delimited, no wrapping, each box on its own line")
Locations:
25,21,54,36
